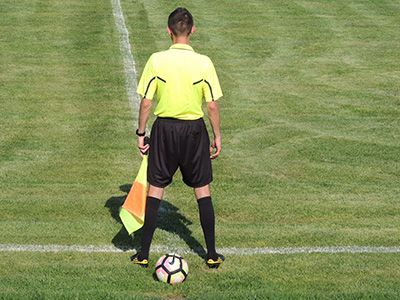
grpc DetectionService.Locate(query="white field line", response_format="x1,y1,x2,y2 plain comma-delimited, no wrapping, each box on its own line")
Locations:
1,244,399,255
111,0,146,132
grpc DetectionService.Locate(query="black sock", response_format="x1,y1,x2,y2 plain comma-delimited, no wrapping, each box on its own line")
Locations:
138,196,161,260
197,196,217,260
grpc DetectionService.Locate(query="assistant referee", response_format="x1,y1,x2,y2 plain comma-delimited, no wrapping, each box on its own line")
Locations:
131,7,224,268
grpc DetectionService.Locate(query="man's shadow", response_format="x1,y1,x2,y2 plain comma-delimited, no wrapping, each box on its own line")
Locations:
105,184,206,258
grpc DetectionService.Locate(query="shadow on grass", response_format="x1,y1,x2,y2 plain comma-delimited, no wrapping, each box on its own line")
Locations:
105,184,206,259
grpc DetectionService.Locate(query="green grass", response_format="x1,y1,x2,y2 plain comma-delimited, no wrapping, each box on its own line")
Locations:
1,252,399,299
1,0,400,298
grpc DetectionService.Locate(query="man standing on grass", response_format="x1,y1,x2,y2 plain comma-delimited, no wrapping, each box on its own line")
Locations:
131,7,224,269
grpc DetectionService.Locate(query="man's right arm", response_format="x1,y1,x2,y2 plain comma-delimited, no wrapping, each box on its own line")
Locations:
207,101,221,159
138,98,152,155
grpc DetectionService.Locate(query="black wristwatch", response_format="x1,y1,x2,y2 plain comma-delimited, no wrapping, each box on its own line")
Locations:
136,129,145,137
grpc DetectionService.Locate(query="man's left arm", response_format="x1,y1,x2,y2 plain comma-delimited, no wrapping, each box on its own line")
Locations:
207,101,221,159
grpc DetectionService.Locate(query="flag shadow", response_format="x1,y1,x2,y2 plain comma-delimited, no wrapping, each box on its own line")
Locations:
105,184,206,258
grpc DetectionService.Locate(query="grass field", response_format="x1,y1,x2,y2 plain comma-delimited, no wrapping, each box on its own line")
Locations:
1,0,399,299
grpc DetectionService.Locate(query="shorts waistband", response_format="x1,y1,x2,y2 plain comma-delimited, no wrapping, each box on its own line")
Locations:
156,117,203,122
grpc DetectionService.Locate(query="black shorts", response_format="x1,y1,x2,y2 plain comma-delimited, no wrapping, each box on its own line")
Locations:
148,117,213,188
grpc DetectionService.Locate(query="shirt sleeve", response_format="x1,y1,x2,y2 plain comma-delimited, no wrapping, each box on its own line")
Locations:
137,54,157,100
203,57,223,102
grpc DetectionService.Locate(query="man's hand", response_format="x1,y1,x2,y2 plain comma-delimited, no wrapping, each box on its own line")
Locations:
210,137,221,159
138,136,150,157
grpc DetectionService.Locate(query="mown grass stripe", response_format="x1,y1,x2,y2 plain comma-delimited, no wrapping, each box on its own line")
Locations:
1,244,399,255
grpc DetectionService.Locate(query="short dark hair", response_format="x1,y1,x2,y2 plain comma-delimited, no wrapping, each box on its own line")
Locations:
168,7,193,36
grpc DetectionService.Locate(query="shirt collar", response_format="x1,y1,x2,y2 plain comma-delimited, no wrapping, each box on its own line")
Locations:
169,43,194,51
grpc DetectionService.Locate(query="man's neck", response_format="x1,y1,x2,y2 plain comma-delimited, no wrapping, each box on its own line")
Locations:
171,35,191,45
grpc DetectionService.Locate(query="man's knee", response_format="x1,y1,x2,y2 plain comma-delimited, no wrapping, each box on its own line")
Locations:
194,185,211,200
148,185,164,199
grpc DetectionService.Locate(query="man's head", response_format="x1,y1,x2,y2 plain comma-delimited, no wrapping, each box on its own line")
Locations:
167,7,194,37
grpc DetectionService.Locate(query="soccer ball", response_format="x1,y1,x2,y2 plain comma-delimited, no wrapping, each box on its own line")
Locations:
155,253,189,284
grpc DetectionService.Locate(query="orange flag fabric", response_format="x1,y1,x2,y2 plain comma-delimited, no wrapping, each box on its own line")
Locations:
120,155,148,235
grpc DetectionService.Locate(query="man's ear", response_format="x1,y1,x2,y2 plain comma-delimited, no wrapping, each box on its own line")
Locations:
167,27,173,36
190,25,196,35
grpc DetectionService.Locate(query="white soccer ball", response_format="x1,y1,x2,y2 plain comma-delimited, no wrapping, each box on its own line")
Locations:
155,253,189,284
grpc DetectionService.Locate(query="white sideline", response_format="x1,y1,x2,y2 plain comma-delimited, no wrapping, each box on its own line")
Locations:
111,0,142,128
1,244,399,255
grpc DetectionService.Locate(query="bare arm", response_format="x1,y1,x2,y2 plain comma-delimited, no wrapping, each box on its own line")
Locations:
138,98,152,155
206,101,221,159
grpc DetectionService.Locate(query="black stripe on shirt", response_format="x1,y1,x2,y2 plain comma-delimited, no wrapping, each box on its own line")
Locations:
193,79,203,85
204,79,214,101
144,76,167,98
144,76,166,98
144,77,156,98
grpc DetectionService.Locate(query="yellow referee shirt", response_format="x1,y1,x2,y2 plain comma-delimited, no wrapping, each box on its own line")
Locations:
137,44,223,120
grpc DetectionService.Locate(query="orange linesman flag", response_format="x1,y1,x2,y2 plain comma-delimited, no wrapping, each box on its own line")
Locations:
120,154,148,235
